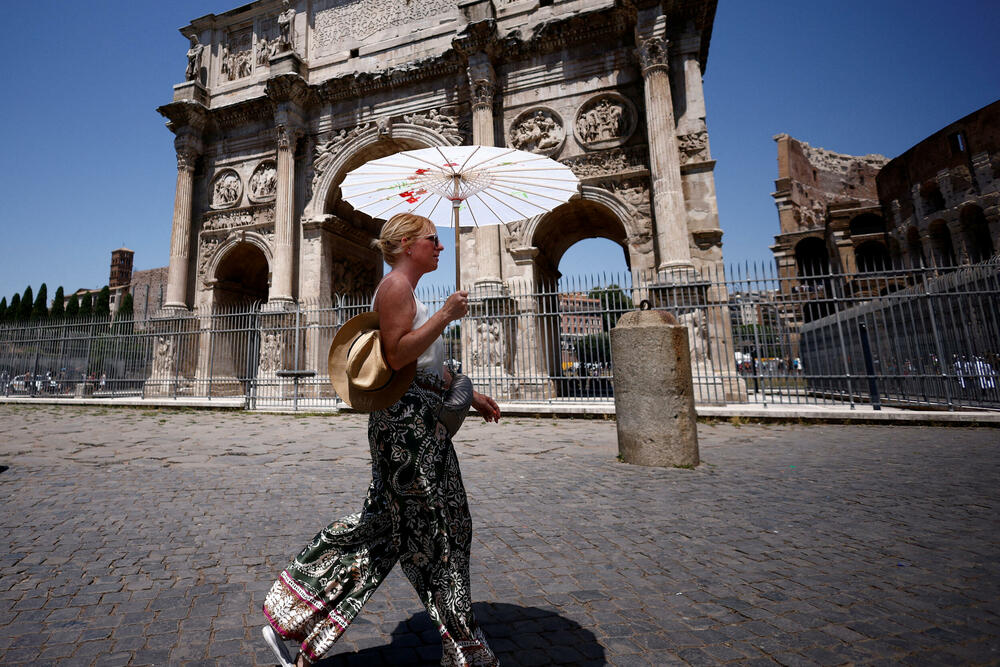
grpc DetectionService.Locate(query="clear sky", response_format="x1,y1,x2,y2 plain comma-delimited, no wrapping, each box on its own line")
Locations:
1,0,997,302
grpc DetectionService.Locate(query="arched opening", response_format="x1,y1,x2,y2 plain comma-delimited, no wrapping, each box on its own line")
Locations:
211,242,269,389
214,242,270,308
854,240,891,273
906,226,924,267
530,199,630,397
920,181,945,214
849,213,886,237
794,237,829,277
794,237,832,323
960,205,994,263
928,220,956,267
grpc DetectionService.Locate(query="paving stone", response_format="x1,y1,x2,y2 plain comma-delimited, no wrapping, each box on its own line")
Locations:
0,406,998,665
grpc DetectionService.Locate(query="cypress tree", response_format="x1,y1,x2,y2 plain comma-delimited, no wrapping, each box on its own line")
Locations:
50,287,66,320
79,293,94,318
19,286,33,321
95,286,111,317
0,297,6,323
9,294,21,321
31,283,48,321
117,292,134,318
65,294,80,318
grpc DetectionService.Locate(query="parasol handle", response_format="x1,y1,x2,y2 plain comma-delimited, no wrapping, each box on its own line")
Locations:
452,175,461,291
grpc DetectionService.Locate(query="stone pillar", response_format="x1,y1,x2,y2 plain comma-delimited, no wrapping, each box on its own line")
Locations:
636,12,693,272
611,309,699,467
164,135,202,309
468,53,504,287
271,122,302,304
676,36,707,135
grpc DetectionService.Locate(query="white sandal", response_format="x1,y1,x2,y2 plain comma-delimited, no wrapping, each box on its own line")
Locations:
261,625,295,667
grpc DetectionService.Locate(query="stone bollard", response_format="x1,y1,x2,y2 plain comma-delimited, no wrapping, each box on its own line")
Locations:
610,309,699,467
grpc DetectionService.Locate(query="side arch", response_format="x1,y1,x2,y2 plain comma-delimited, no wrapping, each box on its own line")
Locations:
514,185,648,255
304,123,460,220
204,232,274,288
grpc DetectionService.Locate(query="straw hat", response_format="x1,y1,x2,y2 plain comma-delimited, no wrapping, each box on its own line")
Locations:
328,312,416,411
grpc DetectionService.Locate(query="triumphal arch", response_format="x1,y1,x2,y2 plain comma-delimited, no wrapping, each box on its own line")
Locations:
157,0,741,401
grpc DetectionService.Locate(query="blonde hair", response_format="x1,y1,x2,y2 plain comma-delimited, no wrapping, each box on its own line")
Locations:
374,213,432,265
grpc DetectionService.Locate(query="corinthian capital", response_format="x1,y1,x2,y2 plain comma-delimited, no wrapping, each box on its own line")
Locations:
276,124,303,150
174,134,202,172
467,53,496,112
636,34,670,74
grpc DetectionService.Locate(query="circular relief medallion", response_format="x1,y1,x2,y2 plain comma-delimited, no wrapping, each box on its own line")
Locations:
210,169,243,209
507,107,565,157
247,160,277,203
574,94,637,150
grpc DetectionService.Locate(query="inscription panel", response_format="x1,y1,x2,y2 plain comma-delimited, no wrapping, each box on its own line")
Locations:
312,0,455,57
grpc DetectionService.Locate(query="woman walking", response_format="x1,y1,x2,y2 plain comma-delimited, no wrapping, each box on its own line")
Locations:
262,213,501,666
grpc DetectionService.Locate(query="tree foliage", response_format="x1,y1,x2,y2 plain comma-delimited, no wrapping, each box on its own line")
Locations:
31,284,48,321
19,286,33,321
587,284,633,332
65,294,80,318
95,286,111,317
0,297,6,323
79,293,93,318
9,294,21,322
576,332,611,364
50,287,65,320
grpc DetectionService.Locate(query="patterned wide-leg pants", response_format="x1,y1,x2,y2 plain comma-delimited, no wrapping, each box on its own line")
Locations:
263,380,499,666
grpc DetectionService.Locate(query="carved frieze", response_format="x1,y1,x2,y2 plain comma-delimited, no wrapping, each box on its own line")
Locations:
598,178,651,219
561,146,648,181
312,0,455,57
197,237,222,283
402,108,463,145
248,160,277,202
210,169,243,209
202,204,276,234
508,108,564,157
331,258,377,295
575,94,636,150
221,27,253,81
312,123,373,194
258,332,283,374
678,131,709,164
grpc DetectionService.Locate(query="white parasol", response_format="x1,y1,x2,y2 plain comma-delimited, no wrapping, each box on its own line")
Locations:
340,145,580,288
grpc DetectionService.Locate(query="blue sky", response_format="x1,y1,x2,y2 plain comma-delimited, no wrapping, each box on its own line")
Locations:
1,0,997,302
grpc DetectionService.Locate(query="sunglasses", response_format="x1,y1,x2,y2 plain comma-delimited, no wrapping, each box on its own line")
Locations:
422,234,440,245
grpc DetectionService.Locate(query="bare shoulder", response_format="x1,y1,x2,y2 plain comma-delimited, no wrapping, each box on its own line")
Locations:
374,274,415,315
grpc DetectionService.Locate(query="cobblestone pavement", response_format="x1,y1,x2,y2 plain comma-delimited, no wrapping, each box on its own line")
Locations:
0,404,997,666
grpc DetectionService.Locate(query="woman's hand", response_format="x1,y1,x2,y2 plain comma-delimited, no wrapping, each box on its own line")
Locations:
471,391,501,423
440,290,469,323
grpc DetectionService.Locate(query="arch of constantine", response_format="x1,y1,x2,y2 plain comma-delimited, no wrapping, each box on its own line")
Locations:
156,0,743,402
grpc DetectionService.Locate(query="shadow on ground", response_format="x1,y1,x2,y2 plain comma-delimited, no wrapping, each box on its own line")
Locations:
314,602,605,666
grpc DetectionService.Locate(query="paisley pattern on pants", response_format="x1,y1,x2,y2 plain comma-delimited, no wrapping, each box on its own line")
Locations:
262,372,499,666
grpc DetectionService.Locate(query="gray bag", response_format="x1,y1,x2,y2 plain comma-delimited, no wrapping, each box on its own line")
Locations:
438,373,473,436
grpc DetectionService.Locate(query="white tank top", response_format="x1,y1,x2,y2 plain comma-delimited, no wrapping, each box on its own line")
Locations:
373,282,445,380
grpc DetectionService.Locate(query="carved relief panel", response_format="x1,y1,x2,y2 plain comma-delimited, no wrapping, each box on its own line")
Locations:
574,94,637,150
678,131,709,165
508,108,565,157
210,169,243,209
248,160,277,203
221,26,253,81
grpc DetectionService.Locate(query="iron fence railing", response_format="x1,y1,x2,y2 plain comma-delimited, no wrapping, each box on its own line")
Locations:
1,260,998,411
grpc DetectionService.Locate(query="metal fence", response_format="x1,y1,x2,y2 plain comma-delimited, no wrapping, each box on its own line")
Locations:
1,260,998,411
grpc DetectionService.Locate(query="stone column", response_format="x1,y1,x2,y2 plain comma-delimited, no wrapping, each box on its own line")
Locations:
636,13,693,272
676,36,707,135
271,122,302,304
164,135,202,310
468,53,504,288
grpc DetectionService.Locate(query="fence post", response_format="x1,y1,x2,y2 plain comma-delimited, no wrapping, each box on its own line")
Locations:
923,279,954,411
857,322,881,410
830,275,856,409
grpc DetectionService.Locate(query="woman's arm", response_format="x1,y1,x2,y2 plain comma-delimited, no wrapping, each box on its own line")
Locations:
376,277,468,371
